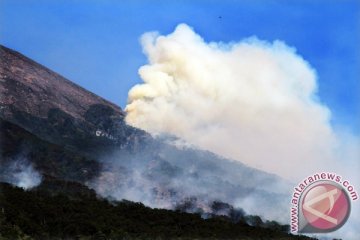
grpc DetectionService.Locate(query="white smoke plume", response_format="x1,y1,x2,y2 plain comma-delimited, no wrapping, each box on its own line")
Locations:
0,157,42,189
125,23,355,181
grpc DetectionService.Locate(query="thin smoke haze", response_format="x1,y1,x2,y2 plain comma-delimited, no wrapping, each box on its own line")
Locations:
89,142,292,223
0,156,42,189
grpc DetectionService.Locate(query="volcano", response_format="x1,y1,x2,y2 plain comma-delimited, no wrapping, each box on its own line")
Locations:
0,45,306,239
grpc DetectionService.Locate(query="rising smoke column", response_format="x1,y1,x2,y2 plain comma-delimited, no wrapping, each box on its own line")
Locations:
125,23,342,181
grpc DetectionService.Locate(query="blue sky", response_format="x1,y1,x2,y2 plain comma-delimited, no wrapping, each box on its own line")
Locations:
1,0,359,133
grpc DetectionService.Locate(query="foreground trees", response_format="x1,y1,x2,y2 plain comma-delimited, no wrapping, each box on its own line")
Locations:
0,182,313,240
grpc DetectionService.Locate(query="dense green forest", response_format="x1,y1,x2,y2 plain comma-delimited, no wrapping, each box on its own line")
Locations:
0,180,314,240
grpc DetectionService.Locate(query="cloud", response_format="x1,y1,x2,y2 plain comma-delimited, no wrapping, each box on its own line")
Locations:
125,23,347,181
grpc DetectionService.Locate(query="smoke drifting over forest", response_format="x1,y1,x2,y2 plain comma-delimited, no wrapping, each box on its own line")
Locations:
89,140,291,223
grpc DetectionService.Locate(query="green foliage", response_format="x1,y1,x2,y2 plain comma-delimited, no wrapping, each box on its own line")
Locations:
0,182,315,240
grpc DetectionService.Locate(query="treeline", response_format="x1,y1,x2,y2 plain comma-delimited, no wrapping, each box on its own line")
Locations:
0,181,314,240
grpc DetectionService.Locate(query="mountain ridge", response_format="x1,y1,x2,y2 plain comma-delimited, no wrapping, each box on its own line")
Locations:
0,44,150,157
0,44,294,236
0,44,123,119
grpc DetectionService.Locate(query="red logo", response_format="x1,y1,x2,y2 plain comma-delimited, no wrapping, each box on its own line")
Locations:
301,183,350,231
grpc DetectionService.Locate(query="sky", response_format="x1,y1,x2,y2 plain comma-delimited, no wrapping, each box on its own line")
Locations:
0,0,359,134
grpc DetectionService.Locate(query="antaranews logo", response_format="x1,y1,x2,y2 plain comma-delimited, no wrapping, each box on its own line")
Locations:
290,172,358,233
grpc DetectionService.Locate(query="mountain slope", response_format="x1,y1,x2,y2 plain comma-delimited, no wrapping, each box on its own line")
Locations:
0,45,294,236
0,45,122,120
0,45,148,157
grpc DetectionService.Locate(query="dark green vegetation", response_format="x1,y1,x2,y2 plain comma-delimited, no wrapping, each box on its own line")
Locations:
0,119,100,183
0,181,314,240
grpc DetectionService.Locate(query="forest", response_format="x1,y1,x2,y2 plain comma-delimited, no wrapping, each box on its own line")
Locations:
0,180,315,240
